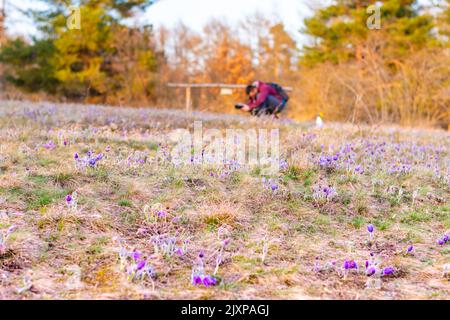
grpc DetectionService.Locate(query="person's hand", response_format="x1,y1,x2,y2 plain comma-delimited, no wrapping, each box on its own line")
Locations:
235,104,250,112
241,104,250,112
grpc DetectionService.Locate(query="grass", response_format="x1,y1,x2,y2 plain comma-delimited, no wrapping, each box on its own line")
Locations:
0,100,448,300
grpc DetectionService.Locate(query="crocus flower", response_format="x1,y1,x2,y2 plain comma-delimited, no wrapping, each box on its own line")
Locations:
198,250,205,258
407,245,414,254
66,194,72,203
367,267,376,276
192,275,202,285
202,275,217,286
367,224,374,233
74,153,79,160
343,260,358,270
443,235,449,243
271,184,278,191
382,267,394,276
136,260,146,271
131,251,141,261
437,239,445,246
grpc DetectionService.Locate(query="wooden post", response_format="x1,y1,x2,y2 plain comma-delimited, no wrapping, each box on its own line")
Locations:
185,86,192,111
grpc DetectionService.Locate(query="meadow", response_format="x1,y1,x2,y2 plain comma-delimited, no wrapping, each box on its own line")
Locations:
0,100,448,300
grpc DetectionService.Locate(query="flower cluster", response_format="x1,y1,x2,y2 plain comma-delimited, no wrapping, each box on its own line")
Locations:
116,239,155,282
312,181,337,202
437,233,449,246
43,140,56,150
150,235,188,258
74,150,104,169
261,177,279,192
191,251,218,287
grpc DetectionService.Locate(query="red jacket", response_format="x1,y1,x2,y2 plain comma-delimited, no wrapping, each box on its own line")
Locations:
247,81,283,111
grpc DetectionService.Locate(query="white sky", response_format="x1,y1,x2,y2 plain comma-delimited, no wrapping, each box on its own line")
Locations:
3,0,439,45
4,0,316,42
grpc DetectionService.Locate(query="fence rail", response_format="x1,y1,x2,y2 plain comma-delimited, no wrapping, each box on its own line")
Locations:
167,83,293,111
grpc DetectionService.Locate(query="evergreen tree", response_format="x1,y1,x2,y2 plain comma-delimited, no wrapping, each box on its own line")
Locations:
301,0,437,66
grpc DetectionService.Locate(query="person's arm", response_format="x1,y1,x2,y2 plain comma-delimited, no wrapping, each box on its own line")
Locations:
249,85,270,111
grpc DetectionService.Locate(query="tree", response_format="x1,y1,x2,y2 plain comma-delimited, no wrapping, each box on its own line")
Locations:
0,0,157,103
301,0,437,66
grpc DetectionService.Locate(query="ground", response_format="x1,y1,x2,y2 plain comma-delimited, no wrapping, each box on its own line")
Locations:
0,100,448,300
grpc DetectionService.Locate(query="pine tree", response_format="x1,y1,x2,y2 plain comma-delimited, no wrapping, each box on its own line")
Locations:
301,0,437,66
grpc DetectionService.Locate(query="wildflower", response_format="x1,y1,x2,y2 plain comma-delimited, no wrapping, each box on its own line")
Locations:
437,239,445,246
406,245,414,254
171,216,180,223
367,224,374,241
192,275,203,285
343,260,358,270
367,267,376,276
223,238,231,247
66,194,72,205
443,235,449,243
136,260,146,271
199,250,205,258
271,184,278,191
131,251,141,262
381,267,394,276
74,153,79,160
202,275,217,286
43,140,56,150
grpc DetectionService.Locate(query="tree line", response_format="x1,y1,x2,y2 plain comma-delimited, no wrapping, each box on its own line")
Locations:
0,0,448,127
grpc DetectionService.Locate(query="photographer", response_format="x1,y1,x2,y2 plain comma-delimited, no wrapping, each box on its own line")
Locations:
235,81,289,118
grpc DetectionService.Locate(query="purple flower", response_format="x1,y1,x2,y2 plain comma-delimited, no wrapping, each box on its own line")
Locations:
74,153,79,160
407,245,414,253
96,153,104,161
223,238,231,247
343,260,358,270
136,260,146,271
6,225,16,235
443,235,449,243
198,250,205,258
171,216,180,223
382,267,394,276
131,251,141,261
157,210,166,218
365,260,369,269
343,260,350,270
192,275,202,285
88,158,97,167
202,275,217,286
367,267,376,276
437,239,445,246
367,224,374,233
66,194,72,203
271,184,278,191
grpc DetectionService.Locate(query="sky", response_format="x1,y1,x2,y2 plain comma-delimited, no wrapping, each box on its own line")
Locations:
3,0,316,42
3,0,439,43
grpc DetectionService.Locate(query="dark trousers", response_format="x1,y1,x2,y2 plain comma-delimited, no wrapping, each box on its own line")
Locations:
252,95,287,116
